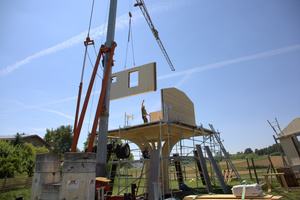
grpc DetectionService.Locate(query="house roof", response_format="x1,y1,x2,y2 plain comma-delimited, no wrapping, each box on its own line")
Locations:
0,134,51,148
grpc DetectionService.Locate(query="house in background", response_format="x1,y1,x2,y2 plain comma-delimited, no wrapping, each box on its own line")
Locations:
0,134,51,149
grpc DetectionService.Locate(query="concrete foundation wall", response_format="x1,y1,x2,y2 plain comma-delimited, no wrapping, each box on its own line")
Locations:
58,152,96,200
30,153,61,200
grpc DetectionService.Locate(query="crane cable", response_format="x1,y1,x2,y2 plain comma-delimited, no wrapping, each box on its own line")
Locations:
124,1,136,69
130,14,136,68
84,0,103,79
87,0,95,39
74,0,99,133
80,0,96,82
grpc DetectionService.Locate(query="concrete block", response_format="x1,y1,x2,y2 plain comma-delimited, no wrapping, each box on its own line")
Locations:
59,152,96,200
63,152,96,161
61,162,96,173
35,161,60,173
35,153,61,162
42,183,60,200
30,153,61,200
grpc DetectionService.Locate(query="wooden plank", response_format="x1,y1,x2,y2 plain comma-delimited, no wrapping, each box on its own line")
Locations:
110,62,157,100
194,150,206,185
196,145,213,193
184,198,281,200
246,158,253,179
161,88,195,125
281,118,300,136
205,146,228,193
107,122,208,145
150,111,162,122
222,170,227,182
276,166,299,187
227,170,233,182
183,194,282,199
280,137,300,166
173,156,184,187
251,158,259,184
263,173,289,193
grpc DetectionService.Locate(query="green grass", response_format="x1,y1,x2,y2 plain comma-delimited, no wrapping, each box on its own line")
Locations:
2,156,300,199
0,188,31,200
1,178,300,200
111,175,300,199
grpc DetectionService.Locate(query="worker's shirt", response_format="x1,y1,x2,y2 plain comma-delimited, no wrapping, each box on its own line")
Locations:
142,107,147,116
142,150,149,158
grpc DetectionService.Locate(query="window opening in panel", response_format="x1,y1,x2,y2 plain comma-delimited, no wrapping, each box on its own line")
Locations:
129,70,138,88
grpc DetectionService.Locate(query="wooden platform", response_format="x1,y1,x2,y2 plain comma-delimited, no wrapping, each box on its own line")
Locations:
183,194,282,200
108,121,212,144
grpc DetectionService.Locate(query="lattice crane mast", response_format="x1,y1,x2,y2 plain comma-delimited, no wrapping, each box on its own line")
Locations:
134,0,175,71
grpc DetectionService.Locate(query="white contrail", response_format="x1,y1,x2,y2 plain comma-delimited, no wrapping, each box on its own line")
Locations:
0,0,189,77
0,32,87,76
2,44,299,115
158,44,300,85
1,96,78,114
38,108,74,120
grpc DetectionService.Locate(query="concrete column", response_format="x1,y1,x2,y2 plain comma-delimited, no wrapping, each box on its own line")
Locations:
30,153,61,200
59,153,96,200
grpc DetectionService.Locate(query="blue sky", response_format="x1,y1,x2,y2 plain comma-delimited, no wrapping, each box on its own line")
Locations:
1,0,299,155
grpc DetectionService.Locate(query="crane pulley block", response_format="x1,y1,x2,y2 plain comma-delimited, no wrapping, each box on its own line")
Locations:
84,37,94,46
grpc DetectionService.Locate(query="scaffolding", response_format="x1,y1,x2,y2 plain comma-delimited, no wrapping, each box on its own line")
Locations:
106,118,229,197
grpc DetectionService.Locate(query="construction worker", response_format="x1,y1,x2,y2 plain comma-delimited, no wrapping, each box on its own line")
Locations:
141,100,149,123
142,147,150,159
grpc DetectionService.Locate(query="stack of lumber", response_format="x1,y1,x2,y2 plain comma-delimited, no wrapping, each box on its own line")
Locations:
183,194,282,200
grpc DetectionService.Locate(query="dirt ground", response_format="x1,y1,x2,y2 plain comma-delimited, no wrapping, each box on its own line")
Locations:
233,156,285,168
177,156,286,178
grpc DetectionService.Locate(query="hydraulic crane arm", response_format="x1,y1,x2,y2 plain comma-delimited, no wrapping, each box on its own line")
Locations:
135,0,175,71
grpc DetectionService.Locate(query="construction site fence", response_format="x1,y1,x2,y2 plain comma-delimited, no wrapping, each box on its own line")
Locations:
0,177,32,191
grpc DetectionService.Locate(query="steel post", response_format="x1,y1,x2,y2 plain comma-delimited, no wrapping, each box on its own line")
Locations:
96,0,118,178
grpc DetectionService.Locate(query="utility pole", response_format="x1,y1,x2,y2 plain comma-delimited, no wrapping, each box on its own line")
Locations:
96,0,118,177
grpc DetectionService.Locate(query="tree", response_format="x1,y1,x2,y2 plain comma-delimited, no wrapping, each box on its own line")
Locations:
11,132,25,146
253,144,283,156
83,132,97,151
44,125,73,155
0,141,23,178
22,143,49,177
244,148,253,154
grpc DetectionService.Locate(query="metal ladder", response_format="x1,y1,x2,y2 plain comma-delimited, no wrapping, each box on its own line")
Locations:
267,118,282,136
209,124,242,183
268,118,288,166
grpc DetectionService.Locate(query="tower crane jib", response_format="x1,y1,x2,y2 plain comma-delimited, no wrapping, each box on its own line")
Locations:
134,0,175,71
